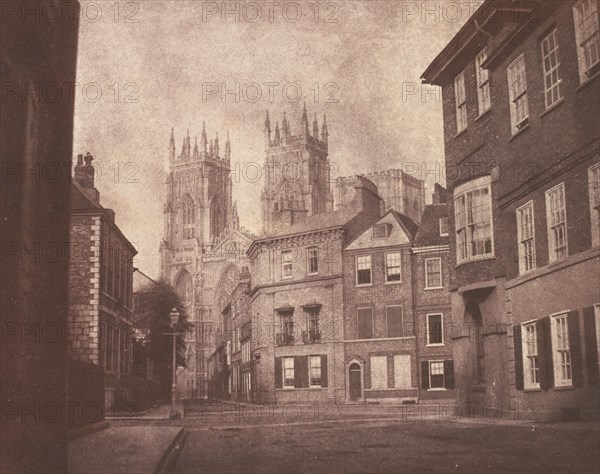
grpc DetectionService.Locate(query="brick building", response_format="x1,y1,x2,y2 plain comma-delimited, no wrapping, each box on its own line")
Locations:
422,0,600,419
2,1,80,470
411,184,455,400
342,209,420,403
68,153,137,410
228,268,252,401
247,177,382,404
336,169,425,224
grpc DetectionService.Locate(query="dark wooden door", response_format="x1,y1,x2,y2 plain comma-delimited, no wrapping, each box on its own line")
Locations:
349,364,362,401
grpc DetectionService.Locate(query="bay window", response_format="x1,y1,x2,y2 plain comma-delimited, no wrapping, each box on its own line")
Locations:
454,176,494,264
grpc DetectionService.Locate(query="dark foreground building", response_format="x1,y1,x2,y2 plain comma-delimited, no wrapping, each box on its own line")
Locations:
422,0,600,420
1,1,80,471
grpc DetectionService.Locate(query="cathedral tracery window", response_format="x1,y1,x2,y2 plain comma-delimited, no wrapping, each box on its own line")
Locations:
210,196,225,240
175,270,193,307
181,194,195,240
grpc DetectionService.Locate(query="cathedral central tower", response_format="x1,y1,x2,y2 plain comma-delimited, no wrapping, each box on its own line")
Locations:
260,104,333,235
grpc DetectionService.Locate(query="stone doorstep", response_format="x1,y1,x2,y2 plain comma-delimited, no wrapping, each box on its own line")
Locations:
67,420,110,440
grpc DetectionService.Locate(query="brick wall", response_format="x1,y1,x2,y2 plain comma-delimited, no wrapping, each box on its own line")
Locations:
68,215,101,365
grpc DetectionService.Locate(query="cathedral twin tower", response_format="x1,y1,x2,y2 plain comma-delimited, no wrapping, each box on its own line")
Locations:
261,104,333,235
162,104,333,256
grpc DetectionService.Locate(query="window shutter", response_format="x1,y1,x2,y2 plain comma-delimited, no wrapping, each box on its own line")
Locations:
321,355,328,387
567,311,583,387
274,357,282,389
583,306,599,385
513,324,524,391
295,356,308,388
444,360,455,389
540,316,554,390
421,361,430,389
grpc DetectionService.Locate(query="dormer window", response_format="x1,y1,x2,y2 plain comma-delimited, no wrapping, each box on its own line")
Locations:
373,223,391,239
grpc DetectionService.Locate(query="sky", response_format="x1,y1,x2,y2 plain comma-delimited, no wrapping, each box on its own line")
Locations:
73,0,481,278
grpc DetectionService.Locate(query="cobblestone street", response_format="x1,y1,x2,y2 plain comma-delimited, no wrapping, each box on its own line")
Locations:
171,416,599,474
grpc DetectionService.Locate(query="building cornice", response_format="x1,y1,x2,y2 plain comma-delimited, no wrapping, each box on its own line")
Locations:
249,273,343,298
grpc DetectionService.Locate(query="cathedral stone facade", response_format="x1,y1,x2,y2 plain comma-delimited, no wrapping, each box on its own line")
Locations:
160,124,254,399
260,105,334,236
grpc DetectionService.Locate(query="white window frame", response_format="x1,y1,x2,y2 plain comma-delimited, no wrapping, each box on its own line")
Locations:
541,28,563,108
521,321,540,390
516,200,536,274
573,0,600,82
283,357,295,388
475,49,491,115
355,254,372,287
550,313,572,387
439,217,449,237
454,176,494,264
429,360,446,390
385,252,402,283
545,183,568,262
454,71,467,133
424,257,443,289
589,162,600,247
309,355,322,388
507,53,529,134
281,250,293,279
307,246,318,275
426,313,444,346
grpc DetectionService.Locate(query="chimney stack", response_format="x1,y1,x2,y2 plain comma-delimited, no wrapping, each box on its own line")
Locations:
432,183,447,205
74,152,100,202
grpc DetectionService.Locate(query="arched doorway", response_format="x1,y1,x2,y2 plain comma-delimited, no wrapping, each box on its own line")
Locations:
349,363,362,401
465,301,485,385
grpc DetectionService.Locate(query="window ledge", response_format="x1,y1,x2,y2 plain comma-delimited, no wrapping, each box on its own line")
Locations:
509,122,530,142
577,69,600,92
524,387,541,392
456,254,495,267
355,283,373,288
426,343,445,347
277,387,323,391
307,272,319,277
425,286,444,291
384,280,402,285
540,97,565,118
427,388,448,392
475,108,491,122
344,336,416,343
553,384,574,391
454,128,467,139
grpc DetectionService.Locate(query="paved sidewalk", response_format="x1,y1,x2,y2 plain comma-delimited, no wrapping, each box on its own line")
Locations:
68,426,182,474
106,403,174,421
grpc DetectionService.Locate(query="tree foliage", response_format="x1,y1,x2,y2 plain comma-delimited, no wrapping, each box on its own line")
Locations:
133,280,193,373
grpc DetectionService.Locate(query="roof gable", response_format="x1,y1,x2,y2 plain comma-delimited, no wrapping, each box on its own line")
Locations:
413,204,449,248
345,211,413,251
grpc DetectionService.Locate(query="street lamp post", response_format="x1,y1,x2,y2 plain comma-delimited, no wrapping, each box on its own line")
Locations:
165,307,185,419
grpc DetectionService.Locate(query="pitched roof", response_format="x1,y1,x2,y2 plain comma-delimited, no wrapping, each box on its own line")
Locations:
269,208,360,239
389,209,419,240
413,204,449,248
